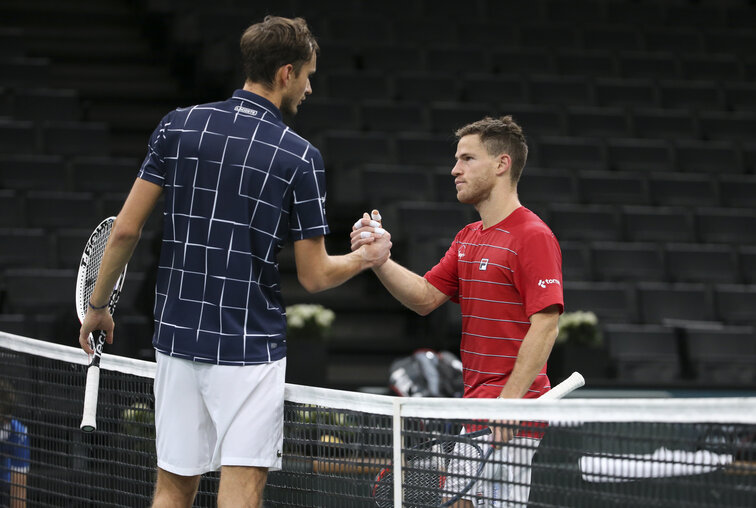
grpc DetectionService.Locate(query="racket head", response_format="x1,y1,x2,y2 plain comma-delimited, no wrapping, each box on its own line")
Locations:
75,216,127,323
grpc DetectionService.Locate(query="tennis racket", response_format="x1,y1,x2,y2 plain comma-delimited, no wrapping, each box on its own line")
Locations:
76,217,127,432
372,372,585,507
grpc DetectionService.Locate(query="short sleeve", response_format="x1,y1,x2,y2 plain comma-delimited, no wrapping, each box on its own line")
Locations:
289,146,329,241
137,111,174,187
514,229,564,317
8,420,30,472
424,237,461,303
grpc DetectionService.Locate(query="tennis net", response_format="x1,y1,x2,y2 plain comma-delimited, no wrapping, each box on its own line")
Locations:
0,330,754,507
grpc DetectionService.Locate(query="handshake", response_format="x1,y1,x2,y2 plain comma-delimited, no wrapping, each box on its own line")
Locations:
350,209,392,269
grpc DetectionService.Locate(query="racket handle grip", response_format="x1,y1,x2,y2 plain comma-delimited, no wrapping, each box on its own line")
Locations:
80,365,100,432
541,371,585,400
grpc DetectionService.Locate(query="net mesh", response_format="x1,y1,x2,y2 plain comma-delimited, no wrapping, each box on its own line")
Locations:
0,331,754,507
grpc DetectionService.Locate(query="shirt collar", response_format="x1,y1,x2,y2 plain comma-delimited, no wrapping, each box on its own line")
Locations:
231,89,282,120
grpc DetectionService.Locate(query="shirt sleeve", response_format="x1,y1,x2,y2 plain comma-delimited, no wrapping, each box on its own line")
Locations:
289,146,329,241
424,236,461,303
137,111,174,187
8,420,30,473
514,228,564,317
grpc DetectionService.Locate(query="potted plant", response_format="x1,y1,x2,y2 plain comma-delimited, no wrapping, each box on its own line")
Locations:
550,311,608,382
285,304,335,386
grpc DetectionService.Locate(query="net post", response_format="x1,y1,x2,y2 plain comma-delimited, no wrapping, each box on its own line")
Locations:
392,397,402,508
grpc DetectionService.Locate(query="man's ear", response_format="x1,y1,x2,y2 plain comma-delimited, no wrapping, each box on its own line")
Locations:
496,153,511,176
276,63,295,88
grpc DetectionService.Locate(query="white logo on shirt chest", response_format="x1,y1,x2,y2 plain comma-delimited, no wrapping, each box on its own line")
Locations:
479,258,489,270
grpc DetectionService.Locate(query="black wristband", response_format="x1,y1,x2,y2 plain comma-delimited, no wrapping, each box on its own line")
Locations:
89,300,109,310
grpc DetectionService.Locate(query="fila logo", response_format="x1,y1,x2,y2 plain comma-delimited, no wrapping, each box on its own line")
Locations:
479,258,489,270
538,279,561,288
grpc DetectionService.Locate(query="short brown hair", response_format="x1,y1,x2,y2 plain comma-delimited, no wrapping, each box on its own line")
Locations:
455,116,528,184
240,16,319,89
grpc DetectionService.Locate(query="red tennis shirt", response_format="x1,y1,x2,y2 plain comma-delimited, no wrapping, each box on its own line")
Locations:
424,206,564,399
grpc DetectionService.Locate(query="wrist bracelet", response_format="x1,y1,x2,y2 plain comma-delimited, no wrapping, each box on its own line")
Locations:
89,301,109,310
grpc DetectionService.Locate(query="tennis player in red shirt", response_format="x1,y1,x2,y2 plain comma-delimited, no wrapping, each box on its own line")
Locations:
352,115,563,507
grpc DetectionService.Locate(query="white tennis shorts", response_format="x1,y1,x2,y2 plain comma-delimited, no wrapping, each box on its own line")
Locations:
154,352,286,476
446,433,540,508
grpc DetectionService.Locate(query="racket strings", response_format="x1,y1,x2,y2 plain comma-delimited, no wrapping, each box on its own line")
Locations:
80,224,113,315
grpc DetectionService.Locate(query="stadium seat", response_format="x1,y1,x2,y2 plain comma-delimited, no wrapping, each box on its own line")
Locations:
554,50,616,78
679,54,743,81
321,131,392,166
665,243,740,284
0,57,50,87
460,74,526,104
392,18,457,45
361,100,425,132
426,46,489,75
0,190,25,227
544,0,605,24
0,314,29,336
394,132,456,165
623,205,696,243
566,106,630,138
560,241,592,282
360,44,424,73
606,138,672,172
2,268,76,314
323,71,393,101
394,72,459,102
431,168,459,203
604,324,680,382
685,326,756,384
698,111,756,143
292,98,359,135
618,51,680,80
0,154,67,191
489,48,555,75
657,80,724,111
665,4,726,28
606,2,664,25
11,88,81,122
42,121,110,157
428,102,492,135
497,104,565,137
314,42,356,71
704,29,756,58
648,173,719,207
387,201,472,242
637,282,716,325
0,229,51,269
326,15,390,44
631,108,698,140
723,82,756,112
54,228,93,270
548,204,621,242
674,139,741,174
582,25,642,52
520,25,580,49
714,284,756,325
594,77,657,108
740,247,756,285
0,120,36,154
70,156,138,193
537,136,605,171
642,27,703,53
528,75,593,106
696,207,756,245
518,168,578,206
25,191,98,229
577,170,649,205
360,164,434,204
592,241,665,282
563,281,637,323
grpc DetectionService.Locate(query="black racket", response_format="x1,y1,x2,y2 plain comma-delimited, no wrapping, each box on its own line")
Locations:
372,372,585,507
76,216,127,432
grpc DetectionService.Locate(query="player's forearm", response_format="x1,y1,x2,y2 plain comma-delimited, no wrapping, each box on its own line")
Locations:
372,260,439,315
498,309,560,399
298,249,372,293
89,224,139,307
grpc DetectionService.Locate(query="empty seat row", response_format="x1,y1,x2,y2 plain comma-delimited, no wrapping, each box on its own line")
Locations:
0,154,138,191
604,323,756,385
0,119,110,156
319,130,756,172
564,281,756,326
562,241,756,285
547,204,756,245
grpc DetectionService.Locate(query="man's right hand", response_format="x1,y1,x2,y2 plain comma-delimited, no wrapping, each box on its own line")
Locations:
350,211,391,267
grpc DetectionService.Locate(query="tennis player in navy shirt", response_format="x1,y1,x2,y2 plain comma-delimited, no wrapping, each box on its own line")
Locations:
79,16,391,507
